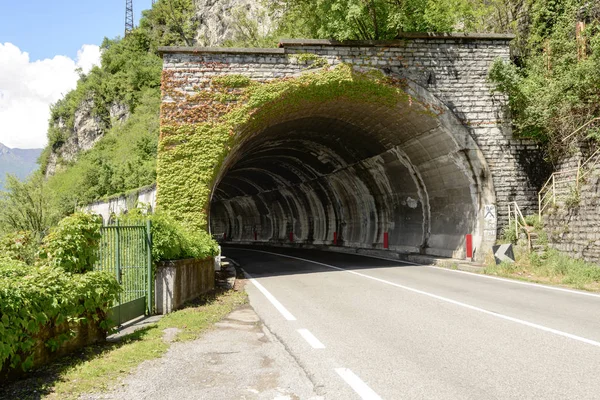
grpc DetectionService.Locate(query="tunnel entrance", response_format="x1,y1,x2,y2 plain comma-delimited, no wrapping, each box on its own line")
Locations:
209,96,494,259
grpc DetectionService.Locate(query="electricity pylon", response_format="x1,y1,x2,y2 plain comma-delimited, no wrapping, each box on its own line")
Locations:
125,0,134,36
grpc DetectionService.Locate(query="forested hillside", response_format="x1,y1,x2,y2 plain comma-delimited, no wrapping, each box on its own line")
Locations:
1,0,598,238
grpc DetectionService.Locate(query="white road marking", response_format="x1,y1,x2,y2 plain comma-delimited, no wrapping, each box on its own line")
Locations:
244,271,296,321
238,249,600,348
297,328,326,349
335,368,382,400
358,253,600,299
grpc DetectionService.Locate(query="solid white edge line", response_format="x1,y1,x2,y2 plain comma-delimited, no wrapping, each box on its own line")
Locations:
297,328,326,349
335,368,382,400
238,249,600,349
357,253,600,299
243,270,296,321
230,246,600,299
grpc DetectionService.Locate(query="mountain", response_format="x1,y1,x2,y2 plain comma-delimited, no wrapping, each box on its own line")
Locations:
0,143,42,190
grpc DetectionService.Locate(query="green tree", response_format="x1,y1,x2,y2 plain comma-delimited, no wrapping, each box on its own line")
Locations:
489,0,600,151
272,0,483,41
0,173,58,238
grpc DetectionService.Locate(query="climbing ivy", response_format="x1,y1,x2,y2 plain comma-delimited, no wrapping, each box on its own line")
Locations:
157,64,413,230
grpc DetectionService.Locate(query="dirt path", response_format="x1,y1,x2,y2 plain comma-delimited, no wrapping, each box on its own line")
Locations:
82,304,321,400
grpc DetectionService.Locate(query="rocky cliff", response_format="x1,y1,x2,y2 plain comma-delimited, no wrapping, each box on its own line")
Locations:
195,0,276,46
45,0,274,178
45,99,129,177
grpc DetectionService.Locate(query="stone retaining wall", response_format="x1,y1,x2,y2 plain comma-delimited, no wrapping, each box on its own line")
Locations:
544,142,600,265
1,316,105,381
155,258,215,314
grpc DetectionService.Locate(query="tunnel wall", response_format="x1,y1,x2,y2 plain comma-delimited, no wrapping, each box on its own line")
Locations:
159,35,547,258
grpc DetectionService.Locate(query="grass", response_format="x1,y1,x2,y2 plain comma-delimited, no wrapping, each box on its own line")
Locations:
483,246,600,291
0,288,247,400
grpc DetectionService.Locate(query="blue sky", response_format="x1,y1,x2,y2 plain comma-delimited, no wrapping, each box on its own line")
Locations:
0,0,155,148
0,0,154,61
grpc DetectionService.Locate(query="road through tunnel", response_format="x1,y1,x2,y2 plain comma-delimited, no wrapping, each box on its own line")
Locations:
209,98,494,259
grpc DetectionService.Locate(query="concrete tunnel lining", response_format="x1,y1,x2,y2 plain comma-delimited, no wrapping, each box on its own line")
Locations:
209,97,495,258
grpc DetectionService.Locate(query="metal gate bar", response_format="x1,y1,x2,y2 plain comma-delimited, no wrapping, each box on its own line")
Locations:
94,221,153,326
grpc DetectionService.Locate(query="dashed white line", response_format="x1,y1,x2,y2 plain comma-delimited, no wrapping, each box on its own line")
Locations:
244,271,296,321
335,368,382,400
238,249,600,349
297,328,326,349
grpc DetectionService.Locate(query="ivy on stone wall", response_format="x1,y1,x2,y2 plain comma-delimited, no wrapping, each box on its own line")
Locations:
157,64,415,231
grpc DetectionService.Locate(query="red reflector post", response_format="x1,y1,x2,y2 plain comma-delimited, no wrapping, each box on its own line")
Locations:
289,231,293,242
333,231,337,245
466,234,473,259
383,232,389,249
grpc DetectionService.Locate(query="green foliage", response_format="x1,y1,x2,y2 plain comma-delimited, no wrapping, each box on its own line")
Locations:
211,74,253,89
489,0,600,149
38,0,196,215
139,0,198,48
117,209,219,261
0,231,37,265
158,64,412,230
291,53,329,67
529,248,600,287
38,213,103,274
0,262,120,373
0,173,59,238
272,0,485,41
46,90,160,216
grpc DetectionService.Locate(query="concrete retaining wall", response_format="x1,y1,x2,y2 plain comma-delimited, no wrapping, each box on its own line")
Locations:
85,184,157,224
155,258,215,314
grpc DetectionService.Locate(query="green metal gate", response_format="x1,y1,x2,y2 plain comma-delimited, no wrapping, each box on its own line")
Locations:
95,221,153,326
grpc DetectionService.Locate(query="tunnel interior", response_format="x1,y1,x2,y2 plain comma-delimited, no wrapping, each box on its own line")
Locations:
209,99,489,258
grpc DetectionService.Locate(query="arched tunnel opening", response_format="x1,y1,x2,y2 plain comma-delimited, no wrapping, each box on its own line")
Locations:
209,99,493,259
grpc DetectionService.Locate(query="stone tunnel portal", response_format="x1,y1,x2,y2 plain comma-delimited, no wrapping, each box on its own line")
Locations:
209,98,494,259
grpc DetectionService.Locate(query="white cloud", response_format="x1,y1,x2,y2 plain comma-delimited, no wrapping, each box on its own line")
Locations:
0,43,101,149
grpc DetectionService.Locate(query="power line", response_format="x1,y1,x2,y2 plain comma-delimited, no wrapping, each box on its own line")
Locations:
125,0,134,36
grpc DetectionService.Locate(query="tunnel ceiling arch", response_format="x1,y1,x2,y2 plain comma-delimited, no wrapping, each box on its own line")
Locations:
158,63,496,259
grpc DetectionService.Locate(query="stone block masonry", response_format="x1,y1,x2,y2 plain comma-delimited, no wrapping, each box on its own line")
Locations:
544,142,600,265
160,35,548,236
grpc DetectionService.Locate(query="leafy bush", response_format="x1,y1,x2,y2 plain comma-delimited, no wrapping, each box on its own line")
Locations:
489,0,600,150
39,213,103,273
0,259,31,278
0,231,37,265
0,262,120,373
118,209,219,262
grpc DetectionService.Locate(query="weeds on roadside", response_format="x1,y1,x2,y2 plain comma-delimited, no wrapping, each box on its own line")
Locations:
0,289,248,400
484,246,600,291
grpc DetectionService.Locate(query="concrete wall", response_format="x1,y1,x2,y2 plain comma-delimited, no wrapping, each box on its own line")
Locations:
85,184,157,224
155,258,215,314
160,35,549,259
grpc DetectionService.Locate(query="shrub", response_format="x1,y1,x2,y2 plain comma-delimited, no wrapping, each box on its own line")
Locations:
0,231,37,265
118,209,219,262
0,262,120,373
38,213,103,273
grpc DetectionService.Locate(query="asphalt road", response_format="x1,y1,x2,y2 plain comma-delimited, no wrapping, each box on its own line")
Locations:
223,246,600,400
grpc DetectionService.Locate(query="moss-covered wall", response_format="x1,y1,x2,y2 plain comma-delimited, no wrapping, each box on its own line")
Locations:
158,64,412,230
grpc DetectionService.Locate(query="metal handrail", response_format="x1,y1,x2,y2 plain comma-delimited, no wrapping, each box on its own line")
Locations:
508,201,532,251
562,117,600,143
538,148,600,217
